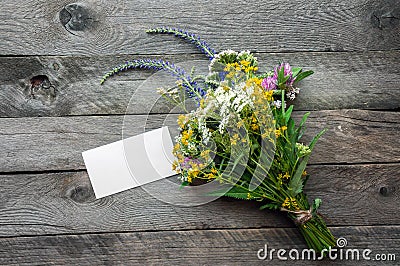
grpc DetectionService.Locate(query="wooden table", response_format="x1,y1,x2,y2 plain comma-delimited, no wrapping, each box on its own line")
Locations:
1,0,399,265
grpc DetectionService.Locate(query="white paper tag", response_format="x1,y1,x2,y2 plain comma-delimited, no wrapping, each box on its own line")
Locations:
82,126,175,198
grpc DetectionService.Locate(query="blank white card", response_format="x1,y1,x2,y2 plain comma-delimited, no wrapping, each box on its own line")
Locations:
82,127,175,198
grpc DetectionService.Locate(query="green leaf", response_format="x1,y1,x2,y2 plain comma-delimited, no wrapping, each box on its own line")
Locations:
312,198,322,211
309,129,327,150
311,198,322,216
278,64,285,84
207,186,250,200
287,118,296,148
292,67,302,77
285,105,294,124
260,203,279,210
294,70,314,83
288,157,308,197
179,181,189,189
295,112,310,139
273,89,284,96
223,192,251,200
288,129,326,197
279,75,290,86
298,112,310,129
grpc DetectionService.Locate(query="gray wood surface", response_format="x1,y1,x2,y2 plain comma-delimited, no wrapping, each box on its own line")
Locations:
0,226,398,265
0,110,398,172
1,51,399,117
0,164,398,237
1,0,399,264
1,0,399,56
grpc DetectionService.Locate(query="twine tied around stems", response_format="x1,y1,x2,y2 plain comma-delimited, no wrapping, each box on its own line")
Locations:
280,207,313,225
280,198,322,225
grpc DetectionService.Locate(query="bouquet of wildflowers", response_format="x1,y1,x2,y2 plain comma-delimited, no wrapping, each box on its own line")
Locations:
102,27,336,252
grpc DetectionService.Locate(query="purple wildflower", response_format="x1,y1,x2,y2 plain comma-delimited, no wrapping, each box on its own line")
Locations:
181,157,202,170
261,76,277,91
273,62,296,87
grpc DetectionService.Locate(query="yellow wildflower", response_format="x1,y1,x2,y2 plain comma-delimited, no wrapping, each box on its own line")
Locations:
173,142,180,153
244,66,258,73
206,173,215,179
283,172,290,179
188,169,200,180
177,115,187,129
282,197,299,210
200,149,211,159
224,63,232,71
261,132,268,138
291,198,299,210
234,62,241,71
253,77,262,86
226,71,235,79
251,123,259,131
230,133,240,145
240,60,250,67
172,161,179,172
200,98,205,108
263,90,273,101
282,197,290,208
275,126,287,138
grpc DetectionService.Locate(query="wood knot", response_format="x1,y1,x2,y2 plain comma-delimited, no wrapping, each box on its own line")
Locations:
379,186,390,197
69,185,96,203
25,75,56,104
59,3,93,34
371,3,400,29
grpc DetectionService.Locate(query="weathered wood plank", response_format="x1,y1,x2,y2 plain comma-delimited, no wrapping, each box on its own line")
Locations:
0,110,398,172
1,0,399,56
0,226,398,265
1,51,399,117
0,164,398,237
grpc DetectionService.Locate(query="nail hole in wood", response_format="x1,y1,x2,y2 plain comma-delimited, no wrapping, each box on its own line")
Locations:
26,75,56,103
379,186,389,197
30,75,50,91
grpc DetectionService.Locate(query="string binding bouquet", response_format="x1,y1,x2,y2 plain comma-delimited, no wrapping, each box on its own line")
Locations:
101,27,336,252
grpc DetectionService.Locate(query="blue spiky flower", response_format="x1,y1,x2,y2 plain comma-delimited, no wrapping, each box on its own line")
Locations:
146,27,216,59
100,59,206,101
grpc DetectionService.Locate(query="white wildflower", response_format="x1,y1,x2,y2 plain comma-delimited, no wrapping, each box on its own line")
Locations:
272,100,282,109
168,88,179,95
296,143,311,157
286,91,296,100
286,87,300,100
209,49,238,72
157,88,167,95
238,50,251,57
